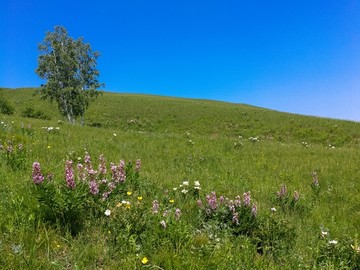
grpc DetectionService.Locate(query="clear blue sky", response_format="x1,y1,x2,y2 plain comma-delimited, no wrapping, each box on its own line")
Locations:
1,0,359,121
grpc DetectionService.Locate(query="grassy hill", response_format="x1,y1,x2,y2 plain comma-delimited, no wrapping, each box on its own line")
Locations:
1,87,360,269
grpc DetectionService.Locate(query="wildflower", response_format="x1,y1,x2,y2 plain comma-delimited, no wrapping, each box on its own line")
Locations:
197,199,203,207
47,145,51,149
141,257,149,264
183,181,189,186
312,172,319,186
32,161,44,185
104,209,111,216
116,202,122,207
293,191,300,202
135,159,141,172
321,231,328,237
206,192,217,210
277,184,287,198
11,244,22,254
127,191,132,196
152,200,160,214
77,163,86,181
232,212,239,225
169,199,175,203
175,208,181,220
271,207,277,212
89,180,99,195
181,188,188,194
98,154,107,175
137,196,143,201
194,180,201,190
173,187,177,191
65,160,76,189
113,133,117,136
251,203,257,217
125,202,131,209
160,220,167,229
102,191,111,200
329,240,338,245
351,244,360,253
163,210,169,217
243,191,251,206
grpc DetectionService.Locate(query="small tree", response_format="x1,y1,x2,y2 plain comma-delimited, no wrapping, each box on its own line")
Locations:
35,26,104,125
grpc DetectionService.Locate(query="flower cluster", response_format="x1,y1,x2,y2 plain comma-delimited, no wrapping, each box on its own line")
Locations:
32,161,44,185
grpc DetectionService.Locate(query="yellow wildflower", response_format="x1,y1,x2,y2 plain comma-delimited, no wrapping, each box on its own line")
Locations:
127,191,132,196
141,257,149,264
137,196,143,201
169,199,175,203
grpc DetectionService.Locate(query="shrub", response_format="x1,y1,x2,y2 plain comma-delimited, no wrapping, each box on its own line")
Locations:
21,106,51,120
0,95,15,115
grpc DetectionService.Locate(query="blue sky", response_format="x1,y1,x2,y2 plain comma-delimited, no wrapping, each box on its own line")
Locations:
1,0,359,121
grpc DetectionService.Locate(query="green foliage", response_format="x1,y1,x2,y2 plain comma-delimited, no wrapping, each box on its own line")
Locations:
21,106,51,120
0,139,26,170
35,26,104,124
0,93,15,115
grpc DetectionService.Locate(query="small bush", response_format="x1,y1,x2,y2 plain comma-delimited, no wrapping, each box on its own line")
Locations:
21,106,51,120
0,95,15,115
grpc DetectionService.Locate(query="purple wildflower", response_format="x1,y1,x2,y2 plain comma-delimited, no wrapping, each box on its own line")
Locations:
77,163,86,181
232,212,239,225
312,172,319,186
102,191,111,201
32,161,44,185
98,154,107,176
65,160,76,189
251,203,257,217
89,180,99,195
162,210,169,217
243,191,251,206
197,199,203,207
206,192,217,210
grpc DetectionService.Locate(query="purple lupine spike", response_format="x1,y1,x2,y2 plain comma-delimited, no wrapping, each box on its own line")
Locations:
98,154,107,176
118,160,126,183
243,191,251,206
232,212,239,225
32,161,44,185
89,180,99,195
251,203,257,217
77,163,86,181
65,160,76,189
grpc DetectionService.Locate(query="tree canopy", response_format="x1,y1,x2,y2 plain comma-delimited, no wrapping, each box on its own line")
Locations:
35,26,104,125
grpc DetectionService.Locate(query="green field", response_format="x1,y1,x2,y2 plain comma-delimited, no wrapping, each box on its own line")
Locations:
1,88,360,269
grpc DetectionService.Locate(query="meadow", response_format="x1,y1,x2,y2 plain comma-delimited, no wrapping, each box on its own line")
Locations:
0,88,360,269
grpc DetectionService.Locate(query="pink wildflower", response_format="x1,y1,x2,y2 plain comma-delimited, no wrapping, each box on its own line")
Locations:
65,160,76,189
312,172,319,186
32,161,44,185
89,180,99,195
243,191,251,206
277,185,287,198
232,212,239,225
98,154,107,176
251,203,257,217
160,220,167,229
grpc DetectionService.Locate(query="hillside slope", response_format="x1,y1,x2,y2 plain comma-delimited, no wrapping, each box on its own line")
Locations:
2,87,360,147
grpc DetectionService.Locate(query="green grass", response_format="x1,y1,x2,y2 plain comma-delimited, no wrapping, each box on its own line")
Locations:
1,87,360,269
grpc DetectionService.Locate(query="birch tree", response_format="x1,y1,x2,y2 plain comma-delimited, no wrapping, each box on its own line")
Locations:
35,26,104,125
